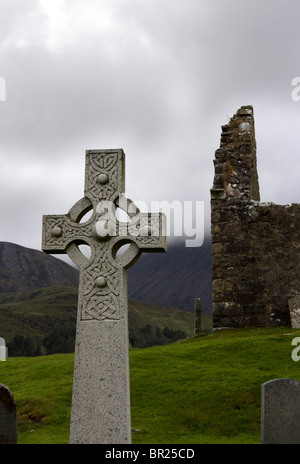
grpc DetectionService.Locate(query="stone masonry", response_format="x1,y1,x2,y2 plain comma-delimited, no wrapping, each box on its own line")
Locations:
211,106,300,328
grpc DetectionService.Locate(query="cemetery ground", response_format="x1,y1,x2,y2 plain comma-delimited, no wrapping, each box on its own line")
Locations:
1,326,300,444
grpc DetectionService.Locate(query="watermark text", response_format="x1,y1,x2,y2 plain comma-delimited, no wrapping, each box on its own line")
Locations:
93,196,205,247
291,77,300,102
291,337,300,361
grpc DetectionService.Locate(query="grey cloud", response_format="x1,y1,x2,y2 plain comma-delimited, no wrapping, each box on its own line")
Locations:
0,0,300,252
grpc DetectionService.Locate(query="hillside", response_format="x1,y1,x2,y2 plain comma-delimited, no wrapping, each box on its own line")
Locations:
0,239,212,350
1,326,300,444
0,286,194,350
128,237,212,313
0,242,79,292
0,239,212,315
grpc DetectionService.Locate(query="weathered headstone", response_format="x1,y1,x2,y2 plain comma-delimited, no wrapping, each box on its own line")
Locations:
42,149,166,444
261,378,300,444
289,295,300,328
0,338,7,361
0,384,17,444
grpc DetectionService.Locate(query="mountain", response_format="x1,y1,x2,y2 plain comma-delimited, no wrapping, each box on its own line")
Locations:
0,239,212,351
0,238,213,314
127,236,212,314
0,242,79,292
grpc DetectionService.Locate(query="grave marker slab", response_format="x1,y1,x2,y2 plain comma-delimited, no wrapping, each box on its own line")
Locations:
42,149,166,444
0,384,17,444
0,338,7,361
289,295,300,328
261,378,300,444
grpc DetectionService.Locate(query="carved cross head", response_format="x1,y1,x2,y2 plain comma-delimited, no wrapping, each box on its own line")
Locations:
42,149,167,322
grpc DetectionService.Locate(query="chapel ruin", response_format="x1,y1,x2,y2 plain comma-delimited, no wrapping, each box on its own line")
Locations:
211,106,300,328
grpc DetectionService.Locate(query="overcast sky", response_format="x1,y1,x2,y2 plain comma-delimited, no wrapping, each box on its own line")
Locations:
1,0,300,257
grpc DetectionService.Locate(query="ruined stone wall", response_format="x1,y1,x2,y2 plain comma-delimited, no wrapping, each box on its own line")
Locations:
211,106,300,327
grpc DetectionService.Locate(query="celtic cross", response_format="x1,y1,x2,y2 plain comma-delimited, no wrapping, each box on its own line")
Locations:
42,149,166,444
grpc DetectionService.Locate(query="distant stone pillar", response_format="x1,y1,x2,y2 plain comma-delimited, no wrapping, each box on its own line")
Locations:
194,298,201,335
194,299,213,335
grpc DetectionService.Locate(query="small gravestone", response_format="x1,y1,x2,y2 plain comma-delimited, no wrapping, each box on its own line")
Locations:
261,378,300,444
0,384,17,444
289,295,300,328
0,338,8,361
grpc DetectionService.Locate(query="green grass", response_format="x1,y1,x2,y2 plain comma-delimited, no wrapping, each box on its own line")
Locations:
1,326,300,444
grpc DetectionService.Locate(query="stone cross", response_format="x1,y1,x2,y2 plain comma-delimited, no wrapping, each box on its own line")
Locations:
42,149,166,444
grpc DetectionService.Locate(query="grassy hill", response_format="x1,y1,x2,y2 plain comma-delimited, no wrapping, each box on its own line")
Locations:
128,299,194,336
0,286,194,350
0,287,78,344
1,326,300,444
0,240,213,316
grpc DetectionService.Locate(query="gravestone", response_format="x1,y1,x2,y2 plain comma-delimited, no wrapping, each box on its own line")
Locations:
289,295,300,328
0,384,17,444
0,338,7,361
42,149,166,444
261,378,300,444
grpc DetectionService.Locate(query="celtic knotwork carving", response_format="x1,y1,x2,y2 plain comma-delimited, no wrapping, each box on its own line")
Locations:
79,243,122,321
83,254,113,294
132,213,167,248
42,149,167,323
42,214,94,254
82,293,120,321
42,215,66,249
85,151,121,203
